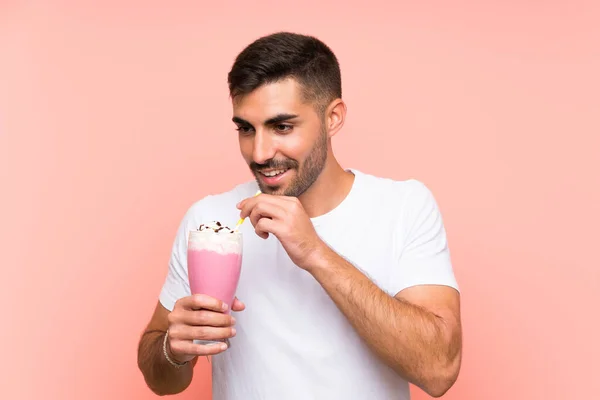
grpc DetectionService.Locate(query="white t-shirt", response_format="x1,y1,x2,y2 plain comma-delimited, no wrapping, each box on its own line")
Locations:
159,169,459,400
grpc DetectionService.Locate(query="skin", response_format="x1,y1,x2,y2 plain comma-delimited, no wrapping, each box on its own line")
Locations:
138,77,462,397
234,78,462,397
137,296,244,395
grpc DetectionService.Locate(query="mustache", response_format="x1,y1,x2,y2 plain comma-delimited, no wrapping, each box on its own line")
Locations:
250,159,298,172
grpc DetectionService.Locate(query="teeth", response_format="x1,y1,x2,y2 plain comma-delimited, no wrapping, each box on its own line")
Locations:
262,169,287,177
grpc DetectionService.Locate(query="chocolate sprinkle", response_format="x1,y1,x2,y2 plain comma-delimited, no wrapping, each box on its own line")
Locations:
196,221,234,233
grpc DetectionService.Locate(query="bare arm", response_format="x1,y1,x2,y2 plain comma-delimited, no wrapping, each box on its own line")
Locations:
137,302,197,395
137,296,242,396
308,247,462,398
236,185,461,396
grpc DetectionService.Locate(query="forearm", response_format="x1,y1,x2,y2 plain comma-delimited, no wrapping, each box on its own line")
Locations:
137,330,197,396
308,247,460,397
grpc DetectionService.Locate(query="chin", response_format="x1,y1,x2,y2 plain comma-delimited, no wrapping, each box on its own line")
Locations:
253,179,280,195
262,185,287,196
253,175,291,196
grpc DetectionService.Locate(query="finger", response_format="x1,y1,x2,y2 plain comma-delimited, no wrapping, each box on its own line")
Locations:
183,309,235,327
239,194,288,219
171,325,236,341
182,294,228,312
275,195,300,203
255,217,280,240
236,199,246,210
170,339,229,357
231,297,245,312
237,195,261,217
236,190,263,209
248,201,286,229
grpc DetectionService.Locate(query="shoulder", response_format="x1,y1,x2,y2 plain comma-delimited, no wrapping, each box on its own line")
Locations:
351,169,445,238
189,180,259,213
180,179,259,229
352,169,437,213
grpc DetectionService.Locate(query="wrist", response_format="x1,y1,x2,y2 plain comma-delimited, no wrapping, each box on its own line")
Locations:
162,330,191,368
304,240,335,274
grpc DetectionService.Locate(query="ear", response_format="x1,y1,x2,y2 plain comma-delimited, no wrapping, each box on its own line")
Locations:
325,99,347,139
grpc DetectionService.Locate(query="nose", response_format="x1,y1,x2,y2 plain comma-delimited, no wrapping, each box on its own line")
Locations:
252,130,277,165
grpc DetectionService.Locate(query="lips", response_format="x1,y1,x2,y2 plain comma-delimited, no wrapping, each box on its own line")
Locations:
257,168,291,185
259,168,289,177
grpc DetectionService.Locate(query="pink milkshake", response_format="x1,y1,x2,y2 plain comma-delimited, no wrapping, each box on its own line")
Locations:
187,221,243,329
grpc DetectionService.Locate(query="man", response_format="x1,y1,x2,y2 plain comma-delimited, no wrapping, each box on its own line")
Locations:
138,32,462,399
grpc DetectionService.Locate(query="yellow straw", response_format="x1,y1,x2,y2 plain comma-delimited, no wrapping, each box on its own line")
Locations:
233,190,261,231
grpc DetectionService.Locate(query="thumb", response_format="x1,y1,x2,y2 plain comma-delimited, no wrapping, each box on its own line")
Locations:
231,297,245,311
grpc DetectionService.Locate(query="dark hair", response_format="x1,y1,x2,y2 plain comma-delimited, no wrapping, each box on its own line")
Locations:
227,32,342,111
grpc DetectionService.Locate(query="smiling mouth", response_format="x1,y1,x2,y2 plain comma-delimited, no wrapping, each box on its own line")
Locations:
258,168,290,177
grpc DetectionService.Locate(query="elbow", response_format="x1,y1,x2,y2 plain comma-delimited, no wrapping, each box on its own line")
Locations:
423,319,463,397
422,379,455,398
141,375,181,397
420,355,461,398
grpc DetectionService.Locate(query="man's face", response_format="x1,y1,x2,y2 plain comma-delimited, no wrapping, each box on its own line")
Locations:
232,78,328,197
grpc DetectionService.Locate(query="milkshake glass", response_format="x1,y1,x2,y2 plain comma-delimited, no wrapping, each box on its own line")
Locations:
187,221,243,345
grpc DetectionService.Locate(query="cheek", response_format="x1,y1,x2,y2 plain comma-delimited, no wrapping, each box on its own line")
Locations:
239,136,253,161
276,133,313,161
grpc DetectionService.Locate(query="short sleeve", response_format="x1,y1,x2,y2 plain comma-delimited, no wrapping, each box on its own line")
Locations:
389,181,459,295
158,203,201,311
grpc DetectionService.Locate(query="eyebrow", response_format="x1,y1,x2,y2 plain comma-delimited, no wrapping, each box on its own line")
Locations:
232,113,299,127
265,113,298,125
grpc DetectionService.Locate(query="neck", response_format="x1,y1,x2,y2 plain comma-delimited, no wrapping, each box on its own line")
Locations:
297,155,355,218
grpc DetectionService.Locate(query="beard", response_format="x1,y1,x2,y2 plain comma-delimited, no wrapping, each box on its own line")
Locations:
250,128,328,197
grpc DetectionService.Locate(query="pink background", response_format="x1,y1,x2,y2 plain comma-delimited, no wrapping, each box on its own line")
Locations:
1,2,599,399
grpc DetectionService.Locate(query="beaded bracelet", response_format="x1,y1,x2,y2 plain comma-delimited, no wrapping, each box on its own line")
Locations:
162,330,188,368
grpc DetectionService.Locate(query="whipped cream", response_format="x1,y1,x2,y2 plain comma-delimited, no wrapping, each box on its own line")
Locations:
188,221,242,255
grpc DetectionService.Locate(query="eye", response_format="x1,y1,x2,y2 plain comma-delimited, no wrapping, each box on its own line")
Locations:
275,124,293,133
235,126,254,135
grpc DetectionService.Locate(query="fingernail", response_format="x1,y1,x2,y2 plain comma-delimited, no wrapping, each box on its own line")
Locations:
231,328,236,336
222,303,228,312
220,343,227,351
231,317,236,324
